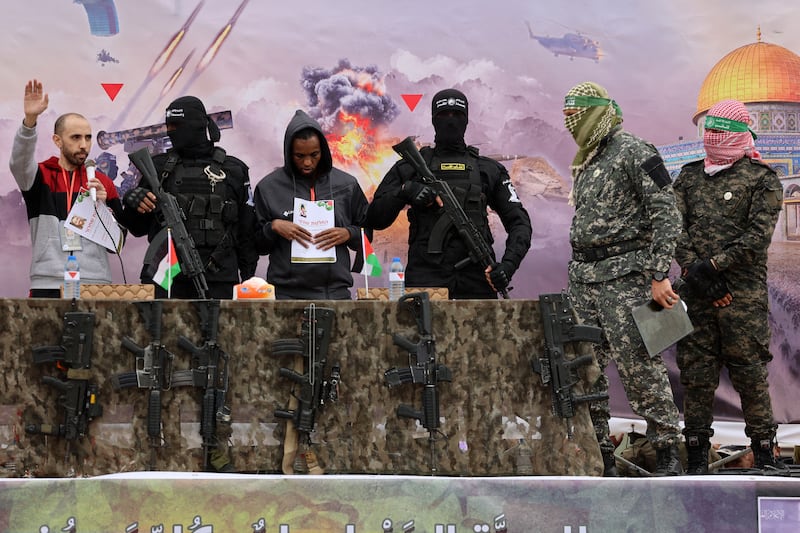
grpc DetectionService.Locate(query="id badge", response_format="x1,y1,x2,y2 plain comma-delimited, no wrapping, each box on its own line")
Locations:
60,224,83,252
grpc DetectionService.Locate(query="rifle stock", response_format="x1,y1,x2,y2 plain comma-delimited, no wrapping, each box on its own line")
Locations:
392,136,508,298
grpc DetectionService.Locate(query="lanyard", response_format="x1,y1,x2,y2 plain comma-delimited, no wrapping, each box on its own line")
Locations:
61,167,83,212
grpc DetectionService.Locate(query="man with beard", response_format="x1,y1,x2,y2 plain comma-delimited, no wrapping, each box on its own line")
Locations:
673,99,788,475
366,88,531,299
9,79,125,297
563,81,683,476
253,109,370,299
121,95,258,299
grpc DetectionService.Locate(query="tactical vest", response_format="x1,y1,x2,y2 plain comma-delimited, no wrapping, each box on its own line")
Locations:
161,148,239,270
413,147,491,258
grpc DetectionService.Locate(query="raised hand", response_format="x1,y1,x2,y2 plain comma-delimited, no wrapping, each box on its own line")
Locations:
23,79,49,127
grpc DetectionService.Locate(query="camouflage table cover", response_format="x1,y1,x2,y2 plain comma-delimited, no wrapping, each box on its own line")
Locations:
0,297,603,477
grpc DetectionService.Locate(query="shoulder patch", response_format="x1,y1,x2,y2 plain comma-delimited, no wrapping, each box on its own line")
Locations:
640,155,671,189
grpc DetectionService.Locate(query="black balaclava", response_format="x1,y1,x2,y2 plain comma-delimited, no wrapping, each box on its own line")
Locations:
165,96,219,157
431,88,468,151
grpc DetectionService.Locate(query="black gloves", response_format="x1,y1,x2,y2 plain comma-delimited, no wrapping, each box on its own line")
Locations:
400,181,437,208
684,259,731,301
705,275,731,301
124,187,150,210
488,261,513,293
684,259,717,288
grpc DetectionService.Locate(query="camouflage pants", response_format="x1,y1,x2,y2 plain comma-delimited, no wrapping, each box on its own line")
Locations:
677,292,778,440
570,271,681,451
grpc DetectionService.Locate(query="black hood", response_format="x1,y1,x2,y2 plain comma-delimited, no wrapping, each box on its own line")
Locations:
282,109,333,177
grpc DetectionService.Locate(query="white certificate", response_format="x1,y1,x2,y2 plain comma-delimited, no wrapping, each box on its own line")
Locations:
290,197,336,263
64,189,123,253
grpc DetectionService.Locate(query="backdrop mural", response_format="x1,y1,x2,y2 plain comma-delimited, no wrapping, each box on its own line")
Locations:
1,0,798,441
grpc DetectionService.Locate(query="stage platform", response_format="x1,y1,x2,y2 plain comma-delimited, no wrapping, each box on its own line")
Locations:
1,472,799,532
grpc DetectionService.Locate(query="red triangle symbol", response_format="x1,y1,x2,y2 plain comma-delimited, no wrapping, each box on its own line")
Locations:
101,83,124,101
401,94,423,112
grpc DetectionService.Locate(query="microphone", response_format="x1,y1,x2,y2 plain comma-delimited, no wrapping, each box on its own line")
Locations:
86,159,97,202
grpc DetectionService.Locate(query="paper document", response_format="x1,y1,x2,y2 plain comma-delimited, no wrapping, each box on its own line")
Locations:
632,299,695,357
290,198,336,263
64,189,123,253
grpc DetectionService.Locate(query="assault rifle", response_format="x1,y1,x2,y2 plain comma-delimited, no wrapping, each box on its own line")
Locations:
531,293,607,438
111,300,194,470
392,136,508,298
178,300,231,471
384,292,452,473
129,147,209,299
273,305,339,474
26,310,103,457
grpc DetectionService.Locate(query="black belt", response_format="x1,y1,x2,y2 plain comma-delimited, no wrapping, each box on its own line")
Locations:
572,239,647,262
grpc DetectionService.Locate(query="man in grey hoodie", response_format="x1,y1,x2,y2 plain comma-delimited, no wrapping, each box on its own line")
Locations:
253,110,370,299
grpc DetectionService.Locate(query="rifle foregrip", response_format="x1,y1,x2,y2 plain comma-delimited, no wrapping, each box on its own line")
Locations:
201,392,216,443
147,389,161,440
565,354,595,369
423,386,440,430
574,392,610,404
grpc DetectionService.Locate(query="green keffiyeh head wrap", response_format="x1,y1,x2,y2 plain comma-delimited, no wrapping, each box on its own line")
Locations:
563,82,623,176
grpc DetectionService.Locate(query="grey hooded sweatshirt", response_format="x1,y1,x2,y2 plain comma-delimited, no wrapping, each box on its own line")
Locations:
253,110,369,299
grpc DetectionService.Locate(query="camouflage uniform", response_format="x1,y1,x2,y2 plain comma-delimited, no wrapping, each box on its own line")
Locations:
673,157,784,443
568,126,682,454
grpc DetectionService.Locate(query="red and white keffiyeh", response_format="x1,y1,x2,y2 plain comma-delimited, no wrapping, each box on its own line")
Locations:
703,99,761,175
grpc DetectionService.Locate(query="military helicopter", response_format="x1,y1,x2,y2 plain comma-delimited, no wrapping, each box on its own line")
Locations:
96,49,119,66
525,21,602,62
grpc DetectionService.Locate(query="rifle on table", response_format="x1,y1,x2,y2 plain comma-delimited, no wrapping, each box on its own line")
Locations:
272,304,339,474
129,147,209,299
531,292,607,438
26,309,103,459
392,136,508,298
177,300,231,471
111,300,195,470
384,291,451,473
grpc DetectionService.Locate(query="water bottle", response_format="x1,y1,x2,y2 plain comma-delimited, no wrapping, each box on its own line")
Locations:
63,255,81,300
388,257,405,301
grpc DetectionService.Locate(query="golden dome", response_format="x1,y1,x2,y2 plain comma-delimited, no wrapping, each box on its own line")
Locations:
694,40,800,123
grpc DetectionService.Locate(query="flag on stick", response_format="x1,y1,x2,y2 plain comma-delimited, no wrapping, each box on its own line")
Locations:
153,228,181,293
360,228,382,277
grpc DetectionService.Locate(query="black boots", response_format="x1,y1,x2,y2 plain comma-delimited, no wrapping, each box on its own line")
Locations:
654,444,683,476
602,450,618,477
752,438,790,474
686,434,710,475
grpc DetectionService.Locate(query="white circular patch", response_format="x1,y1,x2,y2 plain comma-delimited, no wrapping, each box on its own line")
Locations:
723,191,733,201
